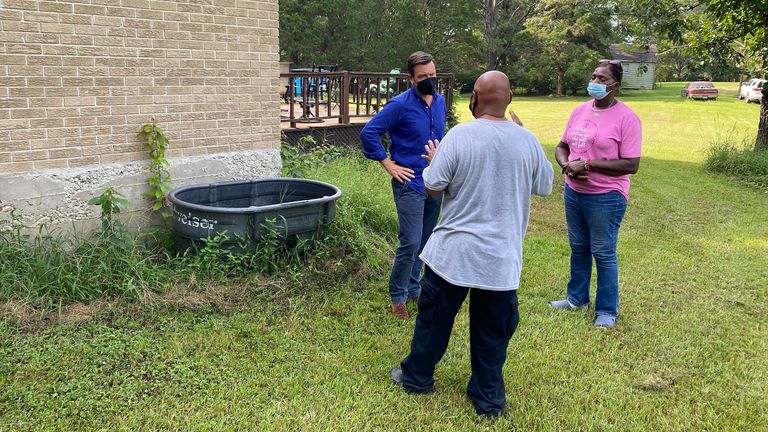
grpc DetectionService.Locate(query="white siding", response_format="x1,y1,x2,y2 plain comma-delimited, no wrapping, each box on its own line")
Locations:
620,62,656,90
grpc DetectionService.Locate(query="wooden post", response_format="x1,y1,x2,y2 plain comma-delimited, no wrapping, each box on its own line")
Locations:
313,74,320,119
340,71,350,124
289,76,296,128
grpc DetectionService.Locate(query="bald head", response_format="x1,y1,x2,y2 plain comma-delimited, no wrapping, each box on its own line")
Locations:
471,71,511,119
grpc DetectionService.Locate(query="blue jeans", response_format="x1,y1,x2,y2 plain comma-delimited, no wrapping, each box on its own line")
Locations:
389,179,442,304
564,185,627,317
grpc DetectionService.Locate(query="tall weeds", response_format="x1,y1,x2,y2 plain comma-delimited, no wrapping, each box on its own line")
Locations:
0,143,386,309
704,139,768,190
0,212,176,307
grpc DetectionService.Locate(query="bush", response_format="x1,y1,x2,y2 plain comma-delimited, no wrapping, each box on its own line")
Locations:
177,223,317,281
280,136,347,178
446,89,460,130
704,140,768,190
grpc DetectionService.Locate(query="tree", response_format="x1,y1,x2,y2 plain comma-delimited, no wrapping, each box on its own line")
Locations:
412,0,486,86
509,0,614,96
697,0,768,150
653,40,695,81
279,0,328,66
479,0,539,71
624,0,768,150
279,0,484,78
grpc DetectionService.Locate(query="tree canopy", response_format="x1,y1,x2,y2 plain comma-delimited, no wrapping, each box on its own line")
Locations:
280,0,766,91
279,0,768,148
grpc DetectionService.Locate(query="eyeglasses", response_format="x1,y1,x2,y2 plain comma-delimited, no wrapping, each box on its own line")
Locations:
598,59,624,76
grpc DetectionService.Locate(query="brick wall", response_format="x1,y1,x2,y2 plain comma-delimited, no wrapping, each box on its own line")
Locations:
0,0,281,174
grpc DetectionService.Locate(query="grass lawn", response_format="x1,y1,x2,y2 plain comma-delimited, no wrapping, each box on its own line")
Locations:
2,83,767,431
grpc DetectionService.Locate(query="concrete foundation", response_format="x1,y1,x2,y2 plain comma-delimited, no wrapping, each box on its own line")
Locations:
0,150,282,231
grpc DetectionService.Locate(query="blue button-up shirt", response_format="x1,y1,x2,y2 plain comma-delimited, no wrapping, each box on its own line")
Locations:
361,86,447,196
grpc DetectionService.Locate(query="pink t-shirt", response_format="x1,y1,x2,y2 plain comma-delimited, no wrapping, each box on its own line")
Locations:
561,100,642,200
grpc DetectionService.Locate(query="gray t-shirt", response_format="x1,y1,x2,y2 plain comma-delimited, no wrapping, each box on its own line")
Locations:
420,118,554,290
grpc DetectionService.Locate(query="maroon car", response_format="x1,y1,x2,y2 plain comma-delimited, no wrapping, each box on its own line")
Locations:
681,81,718,100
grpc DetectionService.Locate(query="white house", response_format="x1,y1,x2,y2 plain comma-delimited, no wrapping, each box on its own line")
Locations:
609,44,657,90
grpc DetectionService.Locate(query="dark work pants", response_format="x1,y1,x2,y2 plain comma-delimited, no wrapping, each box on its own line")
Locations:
400,266,520,416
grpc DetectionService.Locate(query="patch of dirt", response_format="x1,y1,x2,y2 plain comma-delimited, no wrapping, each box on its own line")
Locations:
635,374,678,392
57,300,108,325
1,299,109,335
151,278,266,312
0,276,278,335
0,300,38,327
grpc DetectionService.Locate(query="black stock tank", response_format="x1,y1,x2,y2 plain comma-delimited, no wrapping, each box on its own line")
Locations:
168,178,342,254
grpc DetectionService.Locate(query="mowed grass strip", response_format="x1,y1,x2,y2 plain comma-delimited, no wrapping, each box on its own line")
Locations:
1,83,767,431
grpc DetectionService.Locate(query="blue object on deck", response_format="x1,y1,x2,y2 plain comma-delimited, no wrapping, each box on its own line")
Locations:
293,76,303,95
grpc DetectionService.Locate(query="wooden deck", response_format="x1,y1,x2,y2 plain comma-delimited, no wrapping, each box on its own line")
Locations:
278,70,454,146
279,71,453,128
280,102,373,131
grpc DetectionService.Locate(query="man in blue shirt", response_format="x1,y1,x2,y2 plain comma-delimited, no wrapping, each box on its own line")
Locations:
360,51,447,320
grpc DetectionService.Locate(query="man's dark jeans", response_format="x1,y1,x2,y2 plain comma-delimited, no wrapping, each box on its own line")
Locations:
400,266,520,416
389,179,442,304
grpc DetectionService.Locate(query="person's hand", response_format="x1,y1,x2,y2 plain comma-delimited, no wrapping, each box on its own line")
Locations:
508,108,523,127
421,139,440,164
381,159,415,183
563,159,588,180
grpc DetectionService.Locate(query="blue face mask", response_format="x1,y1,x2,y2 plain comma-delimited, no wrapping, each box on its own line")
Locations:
587,82,614,100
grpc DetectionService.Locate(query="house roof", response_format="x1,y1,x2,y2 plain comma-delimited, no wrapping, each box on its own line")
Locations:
609,44,657,63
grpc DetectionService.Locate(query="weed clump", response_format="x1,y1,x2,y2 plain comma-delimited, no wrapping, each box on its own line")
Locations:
704,140,768,190
1,144,390,313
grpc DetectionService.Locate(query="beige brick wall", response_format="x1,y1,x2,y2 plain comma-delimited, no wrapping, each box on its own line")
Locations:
0,0,281,174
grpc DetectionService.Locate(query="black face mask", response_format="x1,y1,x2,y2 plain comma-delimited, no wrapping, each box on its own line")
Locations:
416,77,436,95
469,91,512,118
469,92,478,118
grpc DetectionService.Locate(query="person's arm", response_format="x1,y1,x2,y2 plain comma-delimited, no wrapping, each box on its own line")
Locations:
562,153,639,179
360,100,414,183
556,108,581,178
555,140,586,179
421,139,443,196
379,158,415,183
423,134,455,196
508,108,523,127
532,140,554,197
566,158,640,177
555,141,570,170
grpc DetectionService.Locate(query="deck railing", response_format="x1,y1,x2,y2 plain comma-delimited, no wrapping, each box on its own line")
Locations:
279,71,454,128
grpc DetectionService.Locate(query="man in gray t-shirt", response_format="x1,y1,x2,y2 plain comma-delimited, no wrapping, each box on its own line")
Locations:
389,71,553,418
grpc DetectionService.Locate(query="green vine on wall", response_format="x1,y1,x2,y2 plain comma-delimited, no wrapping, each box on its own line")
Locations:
137,117,172,219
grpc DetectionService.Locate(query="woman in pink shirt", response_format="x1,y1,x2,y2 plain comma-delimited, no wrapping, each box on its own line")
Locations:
548,60,642,329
